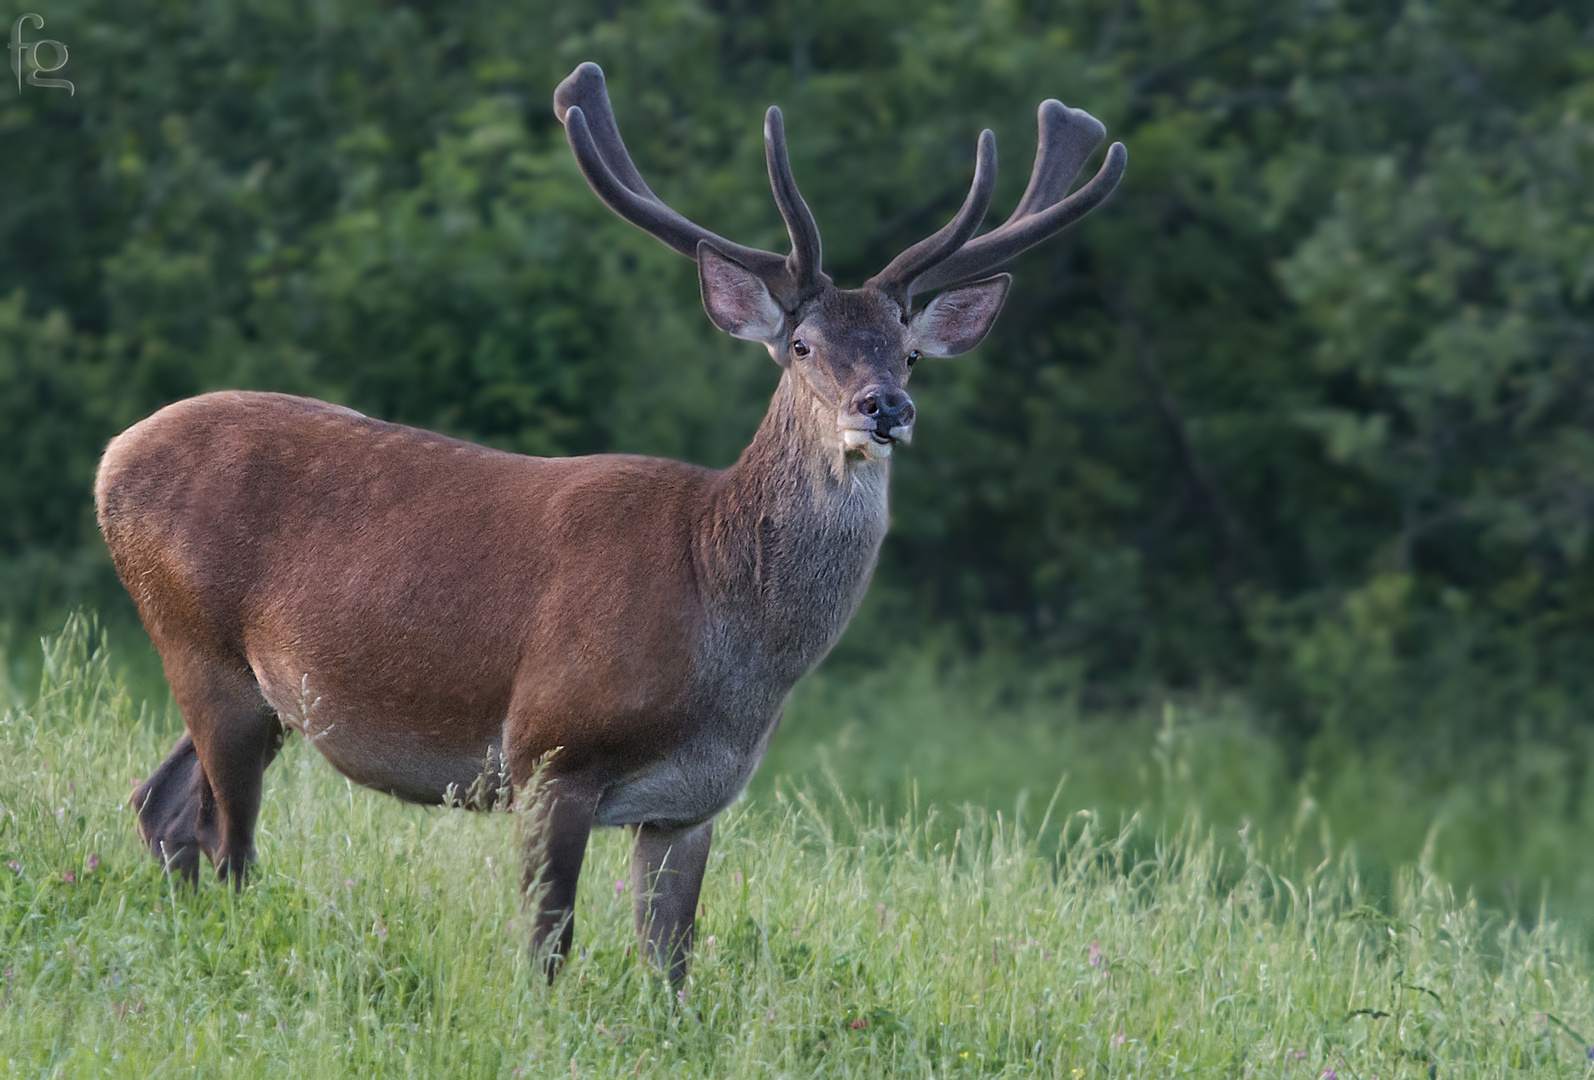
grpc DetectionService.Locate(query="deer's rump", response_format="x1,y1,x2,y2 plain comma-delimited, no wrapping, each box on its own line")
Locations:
96,391,711,801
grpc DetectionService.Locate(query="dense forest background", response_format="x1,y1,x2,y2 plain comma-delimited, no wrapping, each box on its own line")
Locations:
3,0,1592,831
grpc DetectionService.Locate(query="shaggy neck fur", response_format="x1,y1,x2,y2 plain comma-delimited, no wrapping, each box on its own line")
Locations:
698,369,890,673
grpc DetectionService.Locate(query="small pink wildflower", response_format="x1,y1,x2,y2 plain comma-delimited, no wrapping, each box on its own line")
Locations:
62,870,74,884
732,871,743,887
86,854,99,873
614,878,626,895
1089,941,1103,968
5,861,18,873
1112,1027,1126,1048
703,935,716,946
1322,1070,1338,1079
849,1018,868,1030
676,988,686,1002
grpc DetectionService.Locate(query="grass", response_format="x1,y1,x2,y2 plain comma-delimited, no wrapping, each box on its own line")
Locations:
4,618,1594,1077
764,646,1594,947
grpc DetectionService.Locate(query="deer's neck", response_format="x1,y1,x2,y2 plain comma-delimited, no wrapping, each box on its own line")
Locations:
698,370,889,670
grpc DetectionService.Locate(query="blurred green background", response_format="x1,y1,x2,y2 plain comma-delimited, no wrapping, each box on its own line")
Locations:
2,2,1592,930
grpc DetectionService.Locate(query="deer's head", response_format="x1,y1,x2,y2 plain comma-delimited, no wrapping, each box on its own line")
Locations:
555,63,1126,462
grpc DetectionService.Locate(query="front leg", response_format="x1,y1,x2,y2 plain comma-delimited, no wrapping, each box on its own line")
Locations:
630,819,714,985
520,779,600,982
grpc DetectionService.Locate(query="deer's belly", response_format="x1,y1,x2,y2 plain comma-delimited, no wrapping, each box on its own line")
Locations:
254,665,506,804
312,731,508,805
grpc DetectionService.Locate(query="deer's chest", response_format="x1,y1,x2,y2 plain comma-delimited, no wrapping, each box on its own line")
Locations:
592,467,886,829
593,716,778,828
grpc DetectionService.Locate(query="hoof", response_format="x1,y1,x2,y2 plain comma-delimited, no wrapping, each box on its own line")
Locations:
156,839,203,886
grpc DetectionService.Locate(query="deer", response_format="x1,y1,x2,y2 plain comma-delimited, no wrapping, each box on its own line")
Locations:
94,61,1125,984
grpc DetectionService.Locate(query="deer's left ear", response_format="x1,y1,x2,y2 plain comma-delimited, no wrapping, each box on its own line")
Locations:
907,275,1011,357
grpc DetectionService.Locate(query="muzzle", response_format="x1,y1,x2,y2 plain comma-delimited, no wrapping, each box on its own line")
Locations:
851,385,915,445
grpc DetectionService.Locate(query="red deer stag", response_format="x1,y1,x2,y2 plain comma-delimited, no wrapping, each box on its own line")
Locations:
96,62,1125,983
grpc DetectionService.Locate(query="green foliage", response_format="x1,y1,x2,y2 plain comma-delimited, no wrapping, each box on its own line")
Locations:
771,636,1594,940
2,1,1592,747
5,622,1594,1077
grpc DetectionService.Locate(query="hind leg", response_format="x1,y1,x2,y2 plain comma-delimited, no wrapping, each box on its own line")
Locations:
137,649,282,886
131,732,215,885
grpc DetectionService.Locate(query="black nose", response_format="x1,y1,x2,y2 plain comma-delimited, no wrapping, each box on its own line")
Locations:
852,385,915,433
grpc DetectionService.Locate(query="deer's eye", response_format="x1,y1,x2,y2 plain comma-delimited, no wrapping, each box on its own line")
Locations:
906,350,922,367
791,340,810,357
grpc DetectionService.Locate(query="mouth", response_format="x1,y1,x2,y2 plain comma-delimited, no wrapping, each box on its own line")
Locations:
841,426,911,460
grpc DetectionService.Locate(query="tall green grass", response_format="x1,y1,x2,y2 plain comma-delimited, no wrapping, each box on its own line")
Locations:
3,617,1594,1077
769,647,1594,944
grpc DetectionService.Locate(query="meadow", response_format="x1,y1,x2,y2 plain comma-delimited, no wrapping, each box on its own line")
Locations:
1,617,1592,1078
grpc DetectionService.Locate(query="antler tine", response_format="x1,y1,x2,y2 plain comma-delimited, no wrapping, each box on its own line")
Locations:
555,63,792,290
866,129,998,306
765,106,824,295
1011,99,1106,220
914,101,1126,295
554,61,657,202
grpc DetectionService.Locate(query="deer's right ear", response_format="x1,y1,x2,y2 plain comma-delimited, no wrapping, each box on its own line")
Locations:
698,243,786,345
